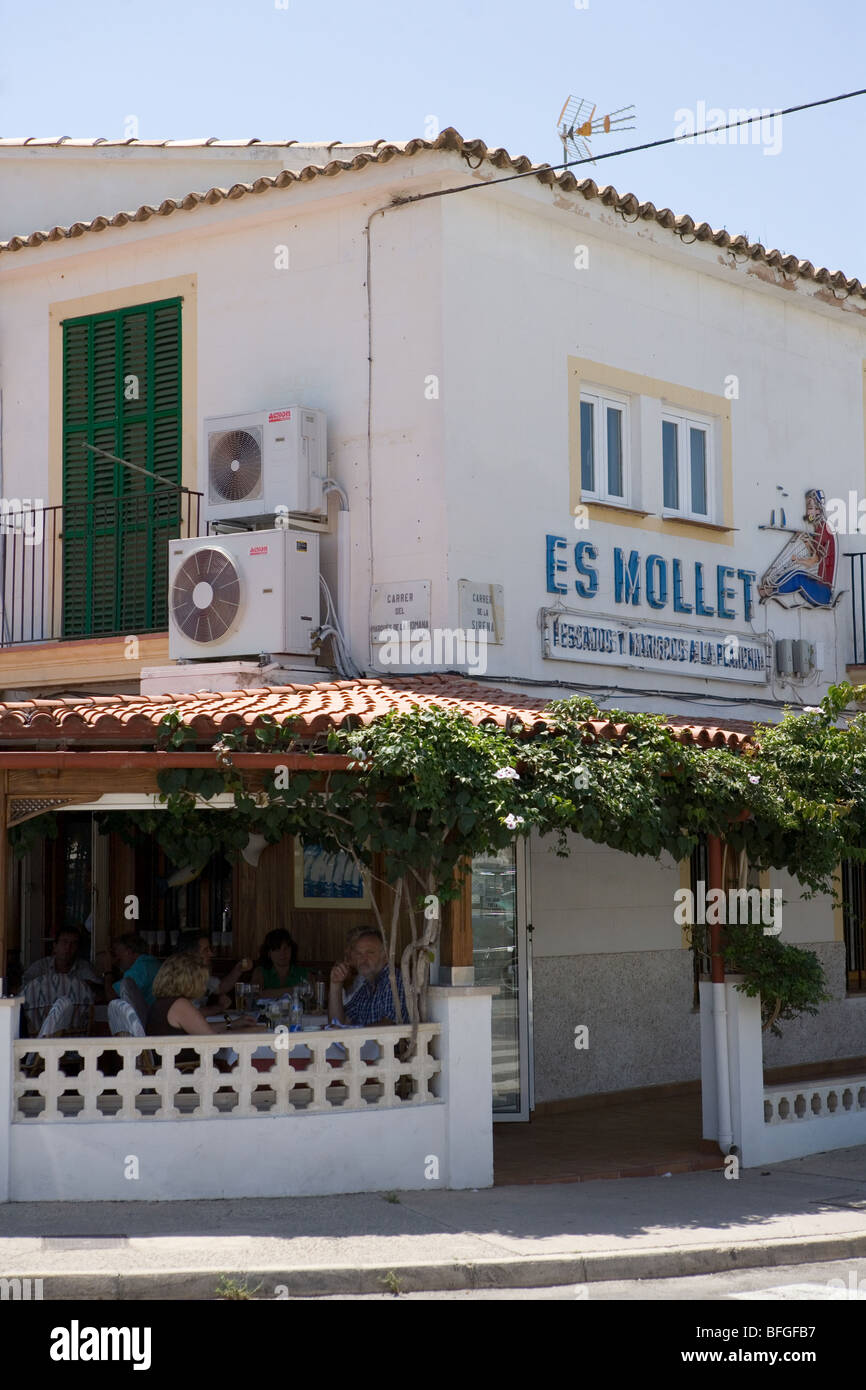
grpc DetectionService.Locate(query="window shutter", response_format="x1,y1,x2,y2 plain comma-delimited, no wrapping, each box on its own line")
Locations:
62,299,182,637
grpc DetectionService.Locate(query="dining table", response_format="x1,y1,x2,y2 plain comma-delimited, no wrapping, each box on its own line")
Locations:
205,1012,333,1072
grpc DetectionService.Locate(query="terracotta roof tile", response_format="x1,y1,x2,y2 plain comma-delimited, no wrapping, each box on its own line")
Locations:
0,129,861,306
0,675,753,751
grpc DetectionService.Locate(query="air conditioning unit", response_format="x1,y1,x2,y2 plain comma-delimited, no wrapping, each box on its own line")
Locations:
203,407,326,524
168,529,319,661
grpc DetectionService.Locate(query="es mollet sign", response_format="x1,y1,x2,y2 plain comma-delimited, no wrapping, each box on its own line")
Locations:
546,535,758,623
541,608,769,682
542,534,768,682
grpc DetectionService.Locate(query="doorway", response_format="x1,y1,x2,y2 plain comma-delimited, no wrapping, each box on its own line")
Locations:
472,842,532,1120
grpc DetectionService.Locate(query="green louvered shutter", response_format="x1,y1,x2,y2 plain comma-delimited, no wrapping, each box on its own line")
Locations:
62,298,182,638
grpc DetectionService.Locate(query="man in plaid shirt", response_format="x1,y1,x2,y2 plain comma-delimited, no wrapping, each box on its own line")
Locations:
22,926,101,1033
328,929,408,1026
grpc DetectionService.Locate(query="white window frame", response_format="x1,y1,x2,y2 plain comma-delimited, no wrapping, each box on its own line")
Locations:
660,409,715,522
579,388,631,507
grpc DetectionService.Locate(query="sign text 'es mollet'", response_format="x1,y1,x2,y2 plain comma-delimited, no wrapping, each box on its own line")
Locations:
543,535,769,682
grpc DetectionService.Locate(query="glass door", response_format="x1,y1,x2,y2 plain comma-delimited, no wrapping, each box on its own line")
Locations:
472,842,531,1120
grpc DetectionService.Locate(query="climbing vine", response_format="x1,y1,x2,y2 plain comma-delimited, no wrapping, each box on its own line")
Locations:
16,682,866,1039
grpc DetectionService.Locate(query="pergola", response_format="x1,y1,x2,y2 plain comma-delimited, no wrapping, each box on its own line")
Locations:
0,673,754,993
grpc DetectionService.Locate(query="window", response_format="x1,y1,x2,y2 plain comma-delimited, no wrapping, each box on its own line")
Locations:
661,411,713,521
61,298,182,638
841,860,866,993
579,390,629,505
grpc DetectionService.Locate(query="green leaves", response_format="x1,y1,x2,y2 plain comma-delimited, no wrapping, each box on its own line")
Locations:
18,685,866,1037
10,812,58,859
156,710,196,751
724,923,830,1036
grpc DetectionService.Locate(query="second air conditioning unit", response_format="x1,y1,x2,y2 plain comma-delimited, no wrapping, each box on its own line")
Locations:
168,528,319,661
204,407,326,524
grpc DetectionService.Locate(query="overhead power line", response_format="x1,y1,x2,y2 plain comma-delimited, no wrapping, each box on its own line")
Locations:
392,87,866,208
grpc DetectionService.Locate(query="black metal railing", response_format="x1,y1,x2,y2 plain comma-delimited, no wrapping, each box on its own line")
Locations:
0,491,203,647
846,552,866,666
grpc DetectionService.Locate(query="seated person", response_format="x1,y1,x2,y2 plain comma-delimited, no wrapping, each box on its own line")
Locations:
250,928,309,998
146,953,215,1036
22,925,101,1034
328,929,408,1026
102,932,161,1008
176,931,252,1008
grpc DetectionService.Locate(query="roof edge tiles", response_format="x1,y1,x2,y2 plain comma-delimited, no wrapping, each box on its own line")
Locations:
0,128,862,303
0,675,753,751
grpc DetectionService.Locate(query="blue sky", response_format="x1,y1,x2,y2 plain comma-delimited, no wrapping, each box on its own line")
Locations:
2,0,864,278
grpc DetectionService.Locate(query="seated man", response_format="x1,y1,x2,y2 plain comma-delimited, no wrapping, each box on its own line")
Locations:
328,929,408,1026
22,925,101,1034
104,932,161,1009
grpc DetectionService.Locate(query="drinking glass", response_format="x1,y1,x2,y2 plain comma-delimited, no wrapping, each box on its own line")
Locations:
299,977,314,1007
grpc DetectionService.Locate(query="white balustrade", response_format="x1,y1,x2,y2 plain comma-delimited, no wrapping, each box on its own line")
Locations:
13,1024,442,1124
763,1076,866,1126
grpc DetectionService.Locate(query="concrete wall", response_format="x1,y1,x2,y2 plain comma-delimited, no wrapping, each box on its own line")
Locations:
529,833,847,1104
0,143,385,243
437,185,866,716
3,145,866,714
762,941,866,1069
0,988,494,1201
0,152,447,672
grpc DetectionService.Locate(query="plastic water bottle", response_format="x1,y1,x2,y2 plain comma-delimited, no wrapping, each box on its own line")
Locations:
290,990,303,1032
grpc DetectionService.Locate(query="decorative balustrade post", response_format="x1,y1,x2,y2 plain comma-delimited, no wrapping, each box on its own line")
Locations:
0,998,21,1200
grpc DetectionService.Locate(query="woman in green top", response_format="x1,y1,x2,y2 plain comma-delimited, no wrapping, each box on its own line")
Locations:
250,928,309,997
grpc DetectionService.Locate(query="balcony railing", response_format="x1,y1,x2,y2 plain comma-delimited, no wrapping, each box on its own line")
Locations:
0,491,203,646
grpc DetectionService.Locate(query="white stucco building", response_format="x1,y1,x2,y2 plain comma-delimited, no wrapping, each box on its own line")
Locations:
2,129,866,1194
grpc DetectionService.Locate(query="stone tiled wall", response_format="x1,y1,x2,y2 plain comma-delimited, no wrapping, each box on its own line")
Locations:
761,941,866,1068
527,832,851,1104
531,943,866,1105
532,949,699,1104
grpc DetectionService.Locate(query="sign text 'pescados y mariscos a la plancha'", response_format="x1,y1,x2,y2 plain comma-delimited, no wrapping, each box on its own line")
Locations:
542,609,768,682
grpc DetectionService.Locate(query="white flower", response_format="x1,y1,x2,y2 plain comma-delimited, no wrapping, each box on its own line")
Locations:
802,706,821,714
349,746,365,760
748,774,760,784
503,813,525,830
494,767,519,781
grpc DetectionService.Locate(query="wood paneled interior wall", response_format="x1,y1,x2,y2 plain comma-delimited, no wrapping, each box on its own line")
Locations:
233,836,413,967
91,825,421,967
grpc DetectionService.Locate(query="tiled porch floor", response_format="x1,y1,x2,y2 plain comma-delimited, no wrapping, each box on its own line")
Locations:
493,1090,722,1185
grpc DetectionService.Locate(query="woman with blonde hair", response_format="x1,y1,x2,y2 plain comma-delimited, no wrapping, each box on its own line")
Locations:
146,953,215,1036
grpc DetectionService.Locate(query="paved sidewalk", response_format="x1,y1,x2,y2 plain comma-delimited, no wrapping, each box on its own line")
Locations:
3,1145,866,1298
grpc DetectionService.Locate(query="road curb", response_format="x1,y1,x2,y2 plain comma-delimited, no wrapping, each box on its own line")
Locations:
16,1229,866,1298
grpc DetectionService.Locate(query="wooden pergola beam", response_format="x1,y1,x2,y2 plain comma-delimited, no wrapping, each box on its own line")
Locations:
4,752,357,806
0,752,354,770
439,858,474,985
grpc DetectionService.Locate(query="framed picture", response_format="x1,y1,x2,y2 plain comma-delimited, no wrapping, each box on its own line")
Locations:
293,840,372,909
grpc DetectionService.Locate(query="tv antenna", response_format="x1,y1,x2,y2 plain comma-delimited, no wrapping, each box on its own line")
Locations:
557,95,636,165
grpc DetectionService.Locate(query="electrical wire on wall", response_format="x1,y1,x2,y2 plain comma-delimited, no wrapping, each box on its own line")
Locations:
318,574,362,679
